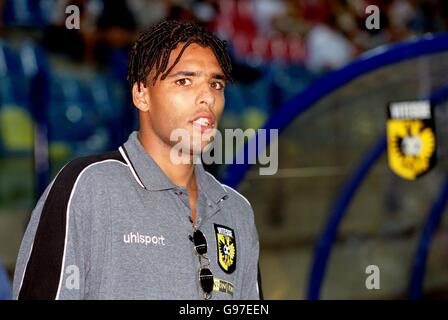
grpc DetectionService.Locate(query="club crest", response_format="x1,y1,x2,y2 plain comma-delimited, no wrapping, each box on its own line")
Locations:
214,224,236,274
387,100,436,180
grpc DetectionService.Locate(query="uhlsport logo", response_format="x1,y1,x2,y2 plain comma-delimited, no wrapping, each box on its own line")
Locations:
387,100,437,180
214,224,236,274
123,231,166,246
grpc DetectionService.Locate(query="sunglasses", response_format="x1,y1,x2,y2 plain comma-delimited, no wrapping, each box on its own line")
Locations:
192,229,214,299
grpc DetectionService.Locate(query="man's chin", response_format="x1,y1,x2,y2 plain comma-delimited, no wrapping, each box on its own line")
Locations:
169,143,211,163
169,128,215,164
191,142,213,156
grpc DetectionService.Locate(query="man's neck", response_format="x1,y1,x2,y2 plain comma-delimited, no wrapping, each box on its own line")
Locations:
137,130,196,190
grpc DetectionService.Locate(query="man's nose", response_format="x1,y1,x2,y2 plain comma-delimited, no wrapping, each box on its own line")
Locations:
196,83,215,108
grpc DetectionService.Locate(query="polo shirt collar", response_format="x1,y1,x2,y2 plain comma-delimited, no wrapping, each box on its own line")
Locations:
194,161,228,204
120,131,228,203
120,131,176,191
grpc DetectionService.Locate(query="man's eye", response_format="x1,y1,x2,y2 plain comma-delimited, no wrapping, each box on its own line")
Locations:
211,82,225,90
176,79,191,86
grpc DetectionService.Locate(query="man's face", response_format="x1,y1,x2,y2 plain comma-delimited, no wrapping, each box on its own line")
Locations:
137,42,226,156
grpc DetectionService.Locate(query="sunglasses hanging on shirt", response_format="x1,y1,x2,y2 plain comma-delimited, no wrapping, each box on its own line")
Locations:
192,229,214,299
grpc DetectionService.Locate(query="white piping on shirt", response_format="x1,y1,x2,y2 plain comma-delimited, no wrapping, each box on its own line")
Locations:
119,146,146,189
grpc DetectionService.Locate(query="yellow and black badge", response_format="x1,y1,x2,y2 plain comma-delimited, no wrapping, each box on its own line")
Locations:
387,100,436,180
214,224,236,274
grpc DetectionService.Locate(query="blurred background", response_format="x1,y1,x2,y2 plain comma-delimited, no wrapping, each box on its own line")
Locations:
0,0,448,300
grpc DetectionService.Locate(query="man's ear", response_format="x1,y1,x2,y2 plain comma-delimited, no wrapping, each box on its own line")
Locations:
132,82,150,112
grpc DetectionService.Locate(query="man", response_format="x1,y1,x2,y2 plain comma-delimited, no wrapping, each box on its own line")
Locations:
13,20,262,300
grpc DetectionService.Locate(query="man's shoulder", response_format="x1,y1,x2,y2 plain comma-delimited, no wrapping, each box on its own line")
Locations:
221,184,253,211
30,150,129,223
52,150,128,191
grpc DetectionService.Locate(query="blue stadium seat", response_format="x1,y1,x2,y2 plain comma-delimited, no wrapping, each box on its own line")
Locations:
108,48,129,82
0,40,33,155
87,75,126,149
89,75,122,122
48,73,97,143
18,40,50,79
3,0,55,27
0,40,27,105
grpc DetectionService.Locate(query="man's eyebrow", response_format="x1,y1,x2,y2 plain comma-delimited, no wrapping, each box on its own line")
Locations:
167,71,198,78
167,71,227,80
211,73,227,81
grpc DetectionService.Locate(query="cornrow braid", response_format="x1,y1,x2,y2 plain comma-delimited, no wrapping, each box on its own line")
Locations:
127,19,233,91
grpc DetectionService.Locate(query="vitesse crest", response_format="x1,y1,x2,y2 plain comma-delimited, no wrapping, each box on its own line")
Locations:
214,224,236,274
387,100,437,180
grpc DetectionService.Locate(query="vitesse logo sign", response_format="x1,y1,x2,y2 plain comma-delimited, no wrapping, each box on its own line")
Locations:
214,224,236,274
387,100,437,180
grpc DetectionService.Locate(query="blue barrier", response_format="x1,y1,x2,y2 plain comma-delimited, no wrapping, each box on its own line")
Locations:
408,85,448,298
409,176,448,299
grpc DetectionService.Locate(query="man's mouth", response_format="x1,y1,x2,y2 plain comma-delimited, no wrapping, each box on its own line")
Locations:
193,117,210,126
191,113,215,132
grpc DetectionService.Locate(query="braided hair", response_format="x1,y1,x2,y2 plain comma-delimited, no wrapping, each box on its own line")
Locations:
128,20,233,91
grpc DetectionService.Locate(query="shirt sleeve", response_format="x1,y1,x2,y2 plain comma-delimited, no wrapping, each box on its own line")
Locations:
12,169,93,300
240,206,262,300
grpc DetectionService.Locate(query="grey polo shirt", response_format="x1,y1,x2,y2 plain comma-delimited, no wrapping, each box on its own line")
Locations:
12,131,261,300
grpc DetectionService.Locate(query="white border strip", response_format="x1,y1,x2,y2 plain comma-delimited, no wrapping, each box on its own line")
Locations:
221,183,252,208
119,147,145,189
